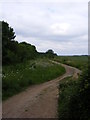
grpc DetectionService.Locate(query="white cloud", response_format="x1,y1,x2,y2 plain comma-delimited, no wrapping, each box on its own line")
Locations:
0,0,89,3
0,1,88,55
50,23,70,35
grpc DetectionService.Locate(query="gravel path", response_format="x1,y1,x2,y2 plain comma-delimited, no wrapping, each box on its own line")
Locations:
2,61,81,118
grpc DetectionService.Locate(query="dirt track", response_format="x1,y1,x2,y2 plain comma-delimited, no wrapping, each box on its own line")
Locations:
2,61,81,118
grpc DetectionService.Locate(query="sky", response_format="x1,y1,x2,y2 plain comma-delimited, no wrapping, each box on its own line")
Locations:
0,0,88,55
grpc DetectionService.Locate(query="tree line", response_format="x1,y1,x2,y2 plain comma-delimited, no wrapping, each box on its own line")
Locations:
2,21,57,65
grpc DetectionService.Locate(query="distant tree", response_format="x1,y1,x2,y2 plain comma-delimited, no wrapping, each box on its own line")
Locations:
46,49,54,54
46,49,57,58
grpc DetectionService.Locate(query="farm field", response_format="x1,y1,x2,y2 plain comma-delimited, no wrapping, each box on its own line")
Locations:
54,55,88,70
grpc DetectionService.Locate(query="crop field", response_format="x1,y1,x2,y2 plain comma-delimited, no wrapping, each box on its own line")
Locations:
54,56,88,70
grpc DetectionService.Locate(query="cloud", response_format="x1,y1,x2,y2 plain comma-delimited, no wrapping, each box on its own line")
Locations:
0,0,89,3
0,0,88,55
50,23,70,35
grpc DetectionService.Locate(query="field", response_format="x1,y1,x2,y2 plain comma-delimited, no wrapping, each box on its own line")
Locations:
54,55,88,70
2,58,65,100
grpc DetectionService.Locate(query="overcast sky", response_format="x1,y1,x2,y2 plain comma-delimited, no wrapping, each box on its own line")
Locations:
0,0,88,55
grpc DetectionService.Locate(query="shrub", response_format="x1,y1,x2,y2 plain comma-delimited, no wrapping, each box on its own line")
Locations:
58,68,90,120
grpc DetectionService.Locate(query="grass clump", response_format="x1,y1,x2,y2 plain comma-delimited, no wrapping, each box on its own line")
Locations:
2,59,65,100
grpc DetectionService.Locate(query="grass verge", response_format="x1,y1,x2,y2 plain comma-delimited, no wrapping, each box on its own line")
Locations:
58,68,90,119
2,59,66,100
58,77,79,119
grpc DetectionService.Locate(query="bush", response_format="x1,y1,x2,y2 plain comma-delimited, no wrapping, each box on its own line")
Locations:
58,68,90,120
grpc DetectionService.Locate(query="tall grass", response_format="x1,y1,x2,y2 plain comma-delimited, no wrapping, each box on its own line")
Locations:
58,77,79,119
58,68,90,119
2,59,65,100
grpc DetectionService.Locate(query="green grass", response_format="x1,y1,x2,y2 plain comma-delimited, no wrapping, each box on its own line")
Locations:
54,56,88,70
58,77,79,119
58,67,90,119
55,56,89,119
2,58,65,100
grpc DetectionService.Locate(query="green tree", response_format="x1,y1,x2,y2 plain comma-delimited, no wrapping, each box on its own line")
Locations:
2,21,38,64
2,21,16,64
46,49,56,58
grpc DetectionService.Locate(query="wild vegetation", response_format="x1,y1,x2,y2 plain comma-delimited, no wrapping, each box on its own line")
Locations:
2,21,89,119
58,57,89,119
2,21,65,100
3,59,65,100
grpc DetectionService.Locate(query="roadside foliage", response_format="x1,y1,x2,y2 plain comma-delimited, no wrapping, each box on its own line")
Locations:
58,57,89,120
